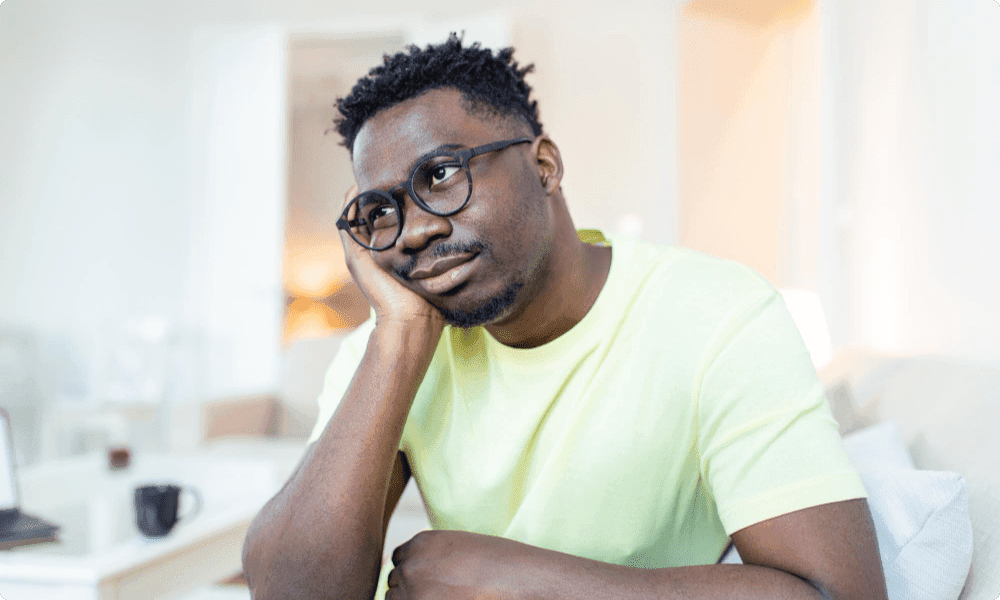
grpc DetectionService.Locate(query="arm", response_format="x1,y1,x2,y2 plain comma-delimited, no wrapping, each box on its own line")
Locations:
386,497,888,600
242,332,427,600
242,188,446,600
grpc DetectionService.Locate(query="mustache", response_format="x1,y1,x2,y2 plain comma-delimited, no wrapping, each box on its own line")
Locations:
394,240,488,280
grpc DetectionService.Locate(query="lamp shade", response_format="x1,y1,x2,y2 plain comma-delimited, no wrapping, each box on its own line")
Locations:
780,289,833,368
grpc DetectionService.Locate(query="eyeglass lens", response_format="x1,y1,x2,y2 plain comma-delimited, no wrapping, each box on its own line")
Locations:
410,159,470,213
346,193,400,249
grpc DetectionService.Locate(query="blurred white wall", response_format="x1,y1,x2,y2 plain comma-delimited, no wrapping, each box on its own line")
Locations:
830,0,1000,360
0,1,195,335
0,0,681,418
678,0,820,287
187,24,287,398
675,0,1000,362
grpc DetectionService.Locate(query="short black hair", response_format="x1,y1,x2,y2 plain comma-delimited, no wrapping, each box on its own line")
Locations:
333,33,543,153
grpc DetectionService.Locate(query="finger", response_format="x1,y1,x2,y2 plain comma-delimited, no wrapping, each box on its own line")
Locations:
342,183,359,210
391,540,407,566
337,220,357,256
337,183,360,245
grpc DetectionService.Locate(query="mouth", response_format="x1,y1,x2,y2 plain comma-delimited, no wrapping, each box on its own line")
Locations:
407,253,479,296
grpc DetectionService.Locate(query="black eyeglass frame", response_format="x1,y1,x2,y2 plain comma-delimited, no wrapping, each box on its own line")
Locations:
336,137,533,250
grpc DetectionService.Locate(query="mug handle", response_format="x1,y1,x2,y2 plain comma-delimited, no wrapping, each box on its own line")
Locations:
177,487,203,524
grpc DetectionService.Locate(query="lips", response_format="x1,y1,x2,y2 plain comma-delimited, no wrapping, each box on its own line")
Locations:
407,253,479,296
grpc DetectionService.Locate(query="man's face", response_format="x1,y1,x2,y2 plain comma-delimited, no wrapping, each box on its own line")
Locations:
350,88,552,328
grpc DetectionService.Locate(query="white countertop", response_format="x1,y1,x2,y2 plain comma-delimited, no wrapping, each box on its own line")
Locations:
0,444,305,599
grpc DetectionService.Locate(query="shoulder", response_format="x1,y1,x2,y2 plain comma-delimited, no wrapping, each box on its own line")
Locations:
615,237,777,325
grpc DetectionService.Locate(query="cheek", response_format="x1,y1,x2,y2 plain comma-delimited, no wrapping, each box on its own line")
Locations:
455,200,518,254
458,163,547,251
469,177,538,230
372,251,401,278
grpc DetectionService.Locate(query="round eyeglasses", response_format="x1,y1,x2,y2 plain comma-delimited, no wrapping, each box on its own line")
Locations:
337,137,532,250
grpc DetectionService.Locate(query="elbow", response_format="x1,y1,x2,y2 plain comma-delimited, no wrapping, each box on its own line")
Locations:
241,528,298,600
241,505,297,600
240,518,380,600
802,574,888,600
242,512,269,598
805,581,836,600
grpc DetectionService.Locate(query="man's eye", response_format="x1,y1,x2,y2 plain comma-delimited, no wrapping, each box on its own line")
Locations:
429,164,461,186
366,204,398,229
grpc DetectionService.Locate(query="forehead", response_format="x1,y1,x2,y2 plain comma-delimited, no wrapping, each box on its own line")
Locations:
351,88,510,189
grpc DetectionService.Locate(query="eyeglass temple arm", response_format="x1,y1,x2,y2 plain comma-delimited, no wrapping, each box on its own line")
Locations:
464,137,533,162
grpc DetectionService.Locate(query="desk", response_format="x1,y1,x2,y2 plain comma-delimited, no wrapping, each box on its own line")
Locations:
0,449,301,600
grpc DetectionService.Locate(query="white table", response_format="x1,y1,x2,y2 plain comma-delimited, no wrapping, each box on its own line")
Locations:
0,447,303,600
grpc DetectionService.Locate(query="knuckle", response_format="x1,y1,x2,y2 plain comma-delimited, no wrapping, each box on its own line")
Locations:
410,529,434,547
397,561,413,580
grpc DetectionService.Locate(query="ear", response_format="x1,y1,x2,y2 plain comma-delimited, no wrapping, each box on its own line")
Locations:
533,135,564,195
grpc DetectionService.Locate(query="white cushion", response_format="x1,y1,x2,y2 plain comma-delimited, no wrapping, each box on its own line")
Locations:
720,422,973,600
859,468,971,600
841,422,915,470
843,423,973,600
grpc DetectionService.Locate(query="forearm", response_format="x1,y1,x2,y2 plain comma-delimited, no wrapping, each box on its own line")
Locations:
500,501,885,600
391,530,858,600
501,549,827,600
244,324,439,600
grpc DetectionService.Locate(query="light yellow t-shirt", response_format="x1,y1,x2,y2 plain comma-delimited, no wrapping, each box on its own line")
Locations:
309,235,865,591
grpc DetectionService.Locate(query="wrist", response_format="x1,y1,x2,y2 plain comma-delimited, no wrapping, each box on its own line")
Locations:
371,315,444,358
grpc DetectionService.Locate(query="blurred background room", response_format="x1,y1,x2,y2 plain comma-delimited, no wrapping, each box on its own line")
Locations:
1,0,998,597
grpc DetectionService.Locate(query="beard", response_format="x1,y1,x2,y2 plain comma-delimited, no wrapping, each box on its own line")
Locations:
434,280,523,328
394,238,524,329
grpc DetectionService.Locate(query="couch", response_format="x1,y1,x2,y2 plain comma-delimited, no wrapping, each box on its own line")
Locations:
818,350,1000,600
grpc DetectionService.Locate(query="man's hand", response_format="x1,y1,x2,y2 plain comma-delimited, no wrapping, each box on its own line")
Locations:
387,530,523,599
338,185,446,335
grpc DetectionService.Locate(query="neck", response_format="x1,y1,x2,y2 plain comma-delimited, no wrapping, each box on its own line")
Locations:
485,214,612,349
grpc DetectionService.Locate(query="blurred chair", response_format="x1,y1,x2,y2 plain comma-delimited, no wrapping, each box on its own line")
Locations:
201,394,282,441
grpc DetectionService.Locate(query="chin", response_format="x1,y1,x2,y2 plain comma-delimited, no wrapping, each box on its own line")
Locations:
434,281,523,329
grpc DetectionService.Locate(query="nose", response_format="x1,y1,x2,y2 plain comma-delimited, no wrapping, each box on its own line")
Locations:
395,193,452,252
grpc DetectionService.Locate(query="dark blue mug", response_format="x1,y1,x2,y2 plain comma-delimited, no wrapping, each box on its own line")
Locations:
134,484,202,538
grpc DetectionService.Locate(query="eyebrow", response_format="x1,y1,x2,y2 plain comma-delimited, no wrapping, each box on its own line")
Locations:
409,143,464,172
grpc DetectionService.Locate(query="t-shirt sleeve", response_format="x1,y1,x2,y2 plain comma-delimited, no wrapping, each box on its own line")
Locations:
306,319,375,445
695,288,866,535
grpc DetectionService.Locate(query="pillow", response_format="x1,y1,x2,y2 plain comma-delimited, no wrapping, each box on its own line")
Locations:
824,379,863,435
719,423,973,600
844,423,972,600
841,421,914,470
858,468,971,600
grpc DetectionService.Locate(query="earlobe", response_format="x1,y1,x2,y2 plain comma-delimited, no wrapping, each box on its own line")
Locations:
533,135,564,195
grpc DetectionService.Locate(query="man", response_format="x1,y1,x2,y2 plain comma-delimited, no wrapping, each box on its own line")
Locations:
243,34,888,600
